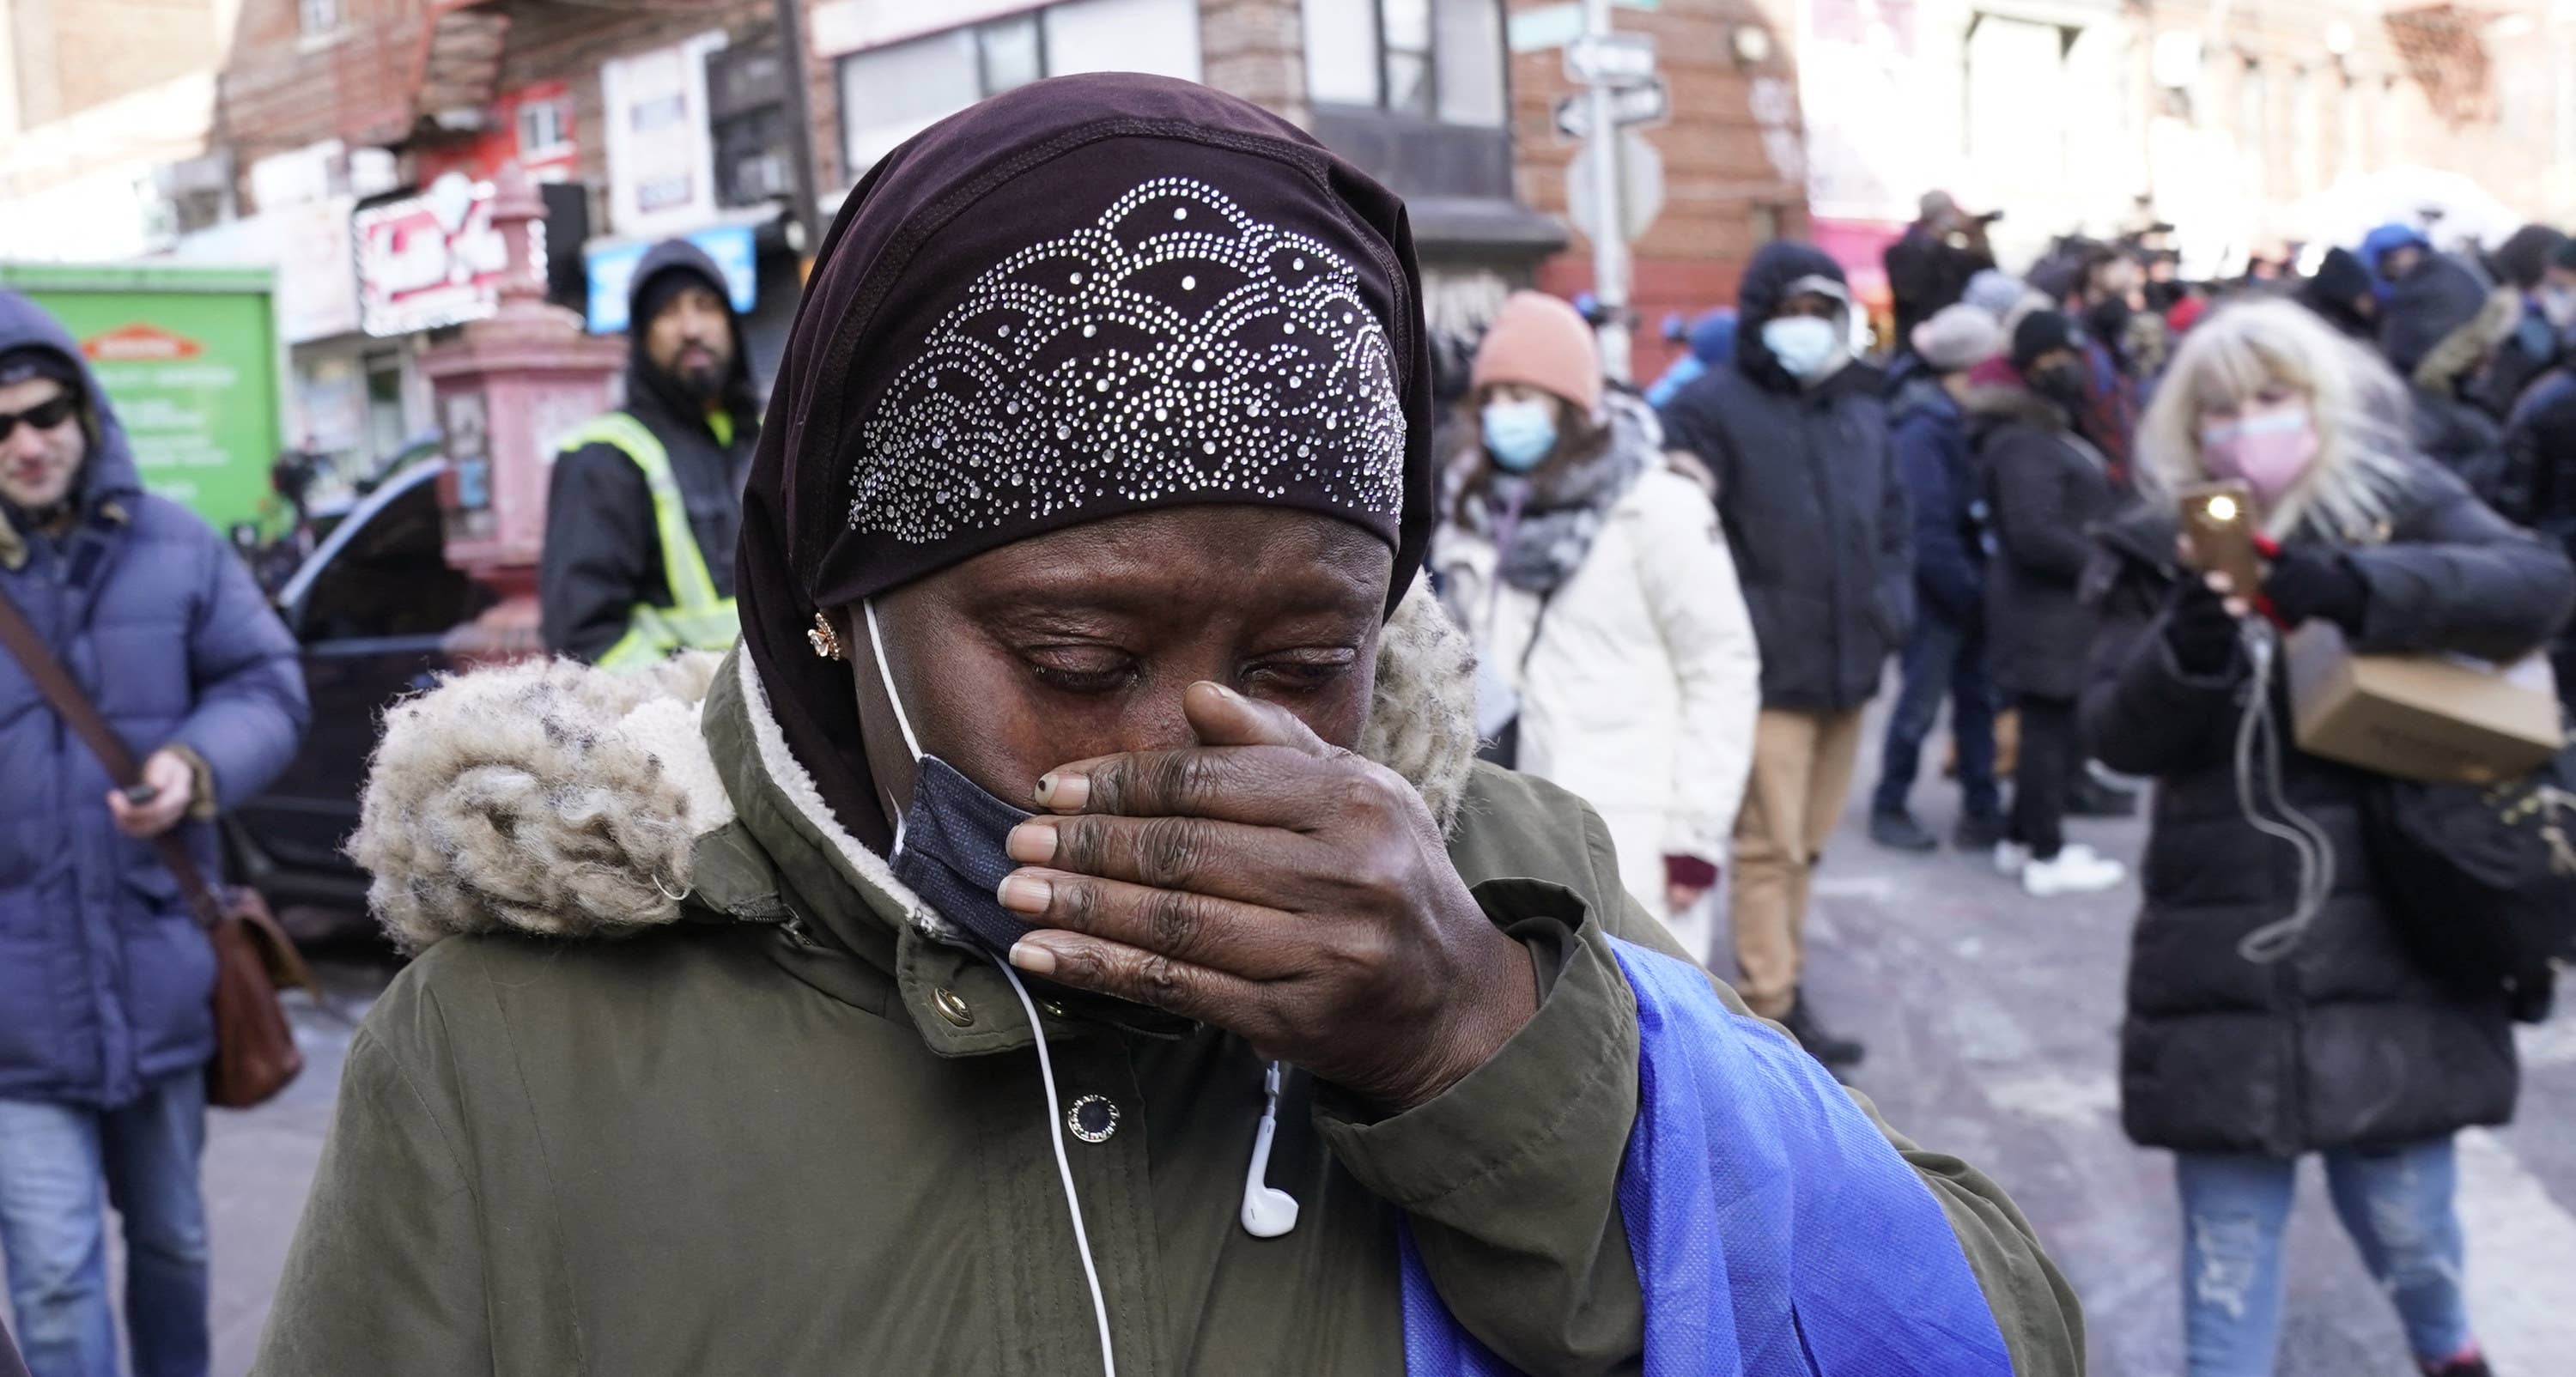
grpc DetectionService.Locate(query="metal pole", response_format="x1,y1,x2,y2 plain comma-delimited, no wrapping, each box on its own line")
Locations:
1582,0,1631,382
772,0,826,261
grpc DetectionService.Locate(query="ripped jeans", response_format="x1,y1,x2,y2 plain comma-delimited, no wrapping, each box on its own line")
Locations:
2176,1138,2474,1376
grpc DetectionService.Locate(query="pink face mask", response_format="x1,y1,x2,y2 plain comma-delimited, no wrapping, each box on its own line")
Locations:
2199,404,2320,507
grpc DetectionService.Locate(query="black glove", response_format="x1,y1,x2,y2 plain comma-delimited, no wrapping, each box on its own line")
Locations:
2263,546,2371,635
2163,574,2243,676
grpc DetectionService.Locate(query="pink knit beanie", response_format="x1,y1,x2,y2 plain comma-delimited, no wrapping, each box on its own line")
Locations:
1470,291,1603,415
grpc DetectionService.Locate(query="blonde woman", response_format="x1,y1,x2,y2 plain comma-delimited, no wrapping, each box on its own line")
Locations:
1435,292,1760,966
2084,299,2573,1377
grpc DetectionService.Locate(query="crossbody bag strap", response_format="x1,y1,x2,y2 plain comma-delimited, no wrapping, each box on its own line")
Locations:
0,583,226,930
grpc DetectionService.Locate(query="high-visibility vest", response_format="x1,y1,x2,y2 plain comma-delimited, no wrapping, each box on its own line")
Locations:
562,412,741,670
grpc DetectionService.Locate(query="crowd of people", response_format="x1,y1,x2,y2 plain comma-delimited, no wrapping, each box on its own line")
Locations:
5,70,2573,1377
1428,185,2576,1377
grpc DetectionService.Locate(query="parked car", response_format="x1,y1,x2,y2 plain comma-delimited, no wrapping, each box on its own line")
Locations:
222,459,488,943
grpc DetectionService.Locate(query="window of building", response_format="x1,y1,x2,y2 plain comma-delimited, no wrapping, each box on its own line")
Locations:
518,95,574,164
299,0,342,37
839,0,1200,178
1302,0,1505,125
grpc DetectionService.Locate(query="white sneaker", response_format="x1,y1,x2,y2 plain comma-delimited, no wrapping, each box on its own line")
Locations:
1994,840,2032,876
2021,847,2129,897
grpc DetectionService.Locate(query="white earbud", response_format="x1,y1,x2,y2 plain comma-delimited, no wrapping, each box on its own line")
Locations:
1240,1061,1301,1239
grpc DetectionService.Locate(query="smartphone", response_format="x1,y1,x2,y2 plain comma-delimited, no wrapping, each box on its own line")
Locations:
121,782,161,806
2178,480,2263,596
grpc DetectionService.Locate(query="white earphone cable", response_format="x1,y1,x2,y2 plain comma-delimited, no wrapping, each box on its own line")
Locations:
995,957,1118,1377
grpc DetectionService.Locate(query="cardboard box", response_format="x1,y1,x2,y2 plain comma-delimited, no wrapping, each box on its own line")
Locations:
2286,622,2565,785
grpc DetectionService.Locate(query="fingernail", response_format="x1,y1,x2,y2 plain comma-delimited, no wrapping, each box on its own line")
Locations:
1033,771,1089,810
1211,682,1243,702
1008,939,1058,976
997,872,1053,914
1005,818,1057,864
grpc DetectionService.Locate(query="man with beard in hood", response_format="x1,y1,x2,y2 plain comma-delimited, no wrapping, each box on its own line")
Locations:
541,240,760,666
1658,243,1904,1071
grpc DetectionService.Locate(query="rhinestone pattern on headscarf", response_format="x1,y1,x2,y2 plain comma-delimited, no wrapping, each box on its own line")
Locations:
848,177,1408,543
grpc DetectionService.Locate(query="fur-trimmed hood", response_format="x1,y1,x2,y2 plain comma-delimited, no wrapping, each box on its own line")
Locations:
350,580,1479,954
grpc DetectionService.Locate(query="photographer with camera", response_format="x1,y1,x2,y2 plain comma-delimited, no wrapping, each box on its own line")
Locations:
2084,299,2572,1377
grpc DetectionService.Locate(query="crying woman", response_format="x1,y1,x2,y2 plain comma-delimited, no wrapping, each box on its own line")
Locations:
255,75,2079,1377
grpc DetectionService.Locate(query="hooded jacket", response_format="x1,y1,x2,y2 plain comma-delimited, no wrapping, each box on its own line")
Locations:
539,240,761,660
1889,373,1986,626
2380,253,2517,489
1657,242,1911,713
252,598,2079,1375
0,291,308,1107
1970,384,2117,701
1432,395,1760,925
2082,458,2573,1155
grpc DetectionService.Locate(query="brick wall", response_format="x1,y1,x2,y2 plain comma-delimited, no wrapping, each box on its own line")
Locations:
216,0,428,168
1199,0,1305,125
1513,0,1806,379
10,0,224,127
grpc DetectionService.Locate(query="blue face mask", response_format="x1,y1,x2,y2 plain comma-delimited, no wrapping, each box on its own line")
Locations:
1761,315,1846,380
866,601,1039,955
1480,399,1558,472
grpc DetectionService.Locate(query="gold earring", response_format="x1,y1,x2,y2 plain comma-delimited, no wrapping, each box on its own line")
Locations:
808,611,846,661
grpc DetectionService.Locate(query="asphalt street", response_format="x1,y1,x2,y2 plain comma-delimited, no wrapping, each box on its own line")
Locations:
26,717,2576,1376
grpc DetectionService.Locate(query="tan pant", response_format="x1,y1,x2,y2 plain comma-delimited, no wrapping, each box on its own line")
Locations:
1728,707,1866,1019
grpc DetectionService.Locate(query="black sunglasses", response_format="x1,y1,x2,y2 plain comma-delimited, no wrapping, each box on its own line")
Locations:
0,392,77,444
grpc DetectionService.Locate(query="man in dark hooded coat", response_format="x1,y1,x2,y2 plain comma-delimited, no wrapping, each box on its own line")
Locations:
540,240,761,665
1657,242,1907,1070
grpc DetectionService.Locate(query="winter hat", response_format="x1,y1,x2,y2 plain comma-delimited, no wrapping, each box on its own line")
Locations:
2381,252,2509,379
2557,237,2576,274
1470,290,1603,415
1686,309,1738,365
2010,310,2083,372
2493,224,2570,292
1911,303,2004,373
1963,270,2027,322
2165,294,2209,335
0,344,82,393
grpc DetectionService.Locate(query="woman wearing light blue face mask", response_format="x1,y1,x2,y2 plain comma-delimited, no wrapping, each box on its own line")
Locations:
1434,291,1760,959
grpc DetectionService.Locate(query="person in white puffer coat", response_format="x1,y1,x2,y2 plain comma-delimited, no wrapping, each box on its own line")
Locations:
1434,291,1762,961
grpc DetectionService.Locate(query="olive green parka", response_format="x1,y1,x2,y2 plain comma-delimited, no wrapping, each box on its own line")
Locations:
253,589,2081,1375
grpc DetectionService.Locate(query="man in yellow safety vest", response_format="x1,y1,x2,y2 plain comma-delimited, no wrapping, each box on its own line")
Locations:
541,239,758,667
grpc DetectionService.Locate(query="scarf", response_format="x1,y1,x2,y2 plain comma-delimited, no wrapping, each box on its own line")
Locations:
1401,938,2014,1376
1454,399,1655,596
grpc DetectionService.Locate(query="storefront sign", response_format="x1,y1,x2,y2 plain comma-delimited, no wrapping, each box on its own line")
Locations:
0,264,284,533
581,224,758,335
600,33,726,240
353,174,530,337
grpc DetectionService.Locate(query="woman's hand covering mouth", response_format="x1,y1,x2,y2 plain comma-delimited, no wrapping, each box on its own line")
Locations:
996,680,1536,1111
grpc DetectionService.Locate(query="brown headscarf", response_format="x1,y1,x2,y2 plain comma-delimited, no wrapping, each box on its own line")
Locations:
736,73,1436,853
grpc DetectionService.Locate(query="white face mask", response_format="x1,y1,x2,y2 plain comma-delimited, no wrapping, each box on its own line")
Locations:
1762,315,1847,380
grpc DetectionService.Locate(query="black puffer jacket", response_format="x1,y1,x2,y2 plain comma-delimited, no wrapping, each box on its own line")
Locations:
2083,464,2574,1155
1659,242,1910,712
1972,386,2117,701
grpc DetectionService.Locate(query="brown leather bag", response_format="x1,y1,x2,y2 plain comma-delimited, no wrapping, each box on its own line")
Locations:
0,585,316,1109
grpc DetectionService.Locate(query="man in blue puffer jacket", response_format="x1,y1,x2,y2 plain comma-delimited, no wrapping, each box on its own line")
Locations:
0,290,307,1377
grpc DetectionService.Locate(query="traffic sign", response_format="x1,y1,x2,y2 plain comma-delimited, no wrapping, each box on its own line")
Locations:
1552,78,1669,139
1508,3,1585,53
1564,32,1657,88
1565,130,1665,245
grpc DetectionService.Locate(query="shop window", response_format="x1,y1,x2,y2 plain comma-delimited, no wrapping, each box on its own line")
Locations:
838,0,1200,179
1304,0,1504,126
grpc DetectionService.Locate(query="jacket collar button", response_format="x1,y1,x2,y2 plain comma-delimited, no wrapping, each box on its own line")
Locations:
933,986,975,1028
